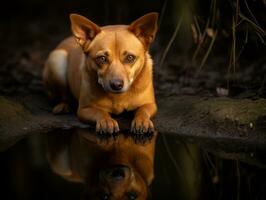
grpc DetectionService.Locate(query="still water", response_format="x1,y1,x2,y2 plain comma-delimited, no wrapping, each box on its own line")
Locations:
0,130,266,200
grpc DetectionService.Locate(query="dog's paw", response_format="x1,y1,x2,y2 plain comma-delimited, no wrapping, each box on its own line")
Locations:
132,131,154,144
131,117,154,144
131,117,154,133
52,102,70,114
96,117,120,135
96,132,118,143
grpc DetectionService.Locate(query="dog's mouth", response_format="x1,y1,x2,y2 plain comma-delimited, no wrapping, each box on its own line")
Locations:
107,89,127,94
103,85,129,94
98,78,130,94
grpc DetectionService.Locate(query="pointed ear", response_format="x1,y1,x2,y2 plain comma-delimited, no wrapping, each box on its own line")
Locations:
128,12,158,49
70,14,101,48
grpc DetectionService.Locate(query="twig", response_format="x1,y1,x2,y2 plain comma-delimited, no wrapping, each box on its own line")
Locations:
158,0,168,28
159,15,183,68
244,0,259,26
194,16,202,37
236,160,241,200
232,15,236,74
239,13,265,36
192,19,210,61
236,25,248,60
210,0,217,27
197,29,217,73
161,134,188,186
236,0,240,23
226,15,237,85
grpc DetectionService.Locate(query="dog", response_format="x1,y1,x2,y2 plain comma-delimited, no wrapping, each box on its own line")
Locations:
46,129,157,200
43,13,158,135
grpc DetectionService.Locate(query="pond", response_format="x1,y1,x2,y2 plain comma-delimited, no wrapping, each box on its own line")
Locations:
0,130,265,200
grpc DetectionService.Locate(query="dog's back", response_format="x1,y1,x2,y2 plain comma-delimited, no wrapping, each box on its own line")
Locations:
43,37,82,100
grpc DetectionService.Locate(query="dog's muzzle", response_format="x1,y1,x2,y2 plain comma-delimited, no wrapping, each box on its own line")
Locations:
100,165,131,183
109,79,124,91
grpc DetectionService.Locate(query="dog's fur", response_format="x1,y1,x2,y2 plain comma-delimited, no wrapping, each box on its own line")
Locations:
43,13,158,134
46,130,156,200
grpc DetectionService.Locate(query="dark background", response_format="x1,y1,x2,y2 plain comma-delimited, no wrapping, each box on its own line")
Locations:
0,0,265,98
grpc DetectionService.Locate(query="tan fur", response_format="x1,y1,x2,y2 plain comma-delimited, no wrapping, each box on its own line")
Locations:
46,130,157,199
43,13,158,134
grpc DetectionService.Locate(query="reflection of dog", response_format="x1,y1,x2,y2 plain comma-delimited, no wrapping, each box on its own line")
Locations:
46,130,157,199
43,13,158,135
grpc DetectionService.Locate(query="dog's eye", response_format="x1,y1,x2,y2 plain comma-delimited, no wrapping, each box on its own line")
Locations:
127,192,137,200
125,54,136,64
96,56,108,65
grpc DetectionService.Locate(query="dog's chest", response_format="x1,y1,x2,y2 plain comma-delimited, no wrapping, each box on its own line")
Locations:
111,102,129,114
111,99,138,114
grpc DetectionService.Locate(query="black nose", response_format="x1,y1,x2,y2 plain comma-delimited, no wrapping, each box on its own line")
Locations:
110,79,124,91
111,167,125,180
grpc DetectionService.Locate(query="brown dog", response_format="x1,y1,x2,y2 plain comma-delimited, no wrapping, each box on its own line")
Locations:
43,13,158,135
46,129,156,200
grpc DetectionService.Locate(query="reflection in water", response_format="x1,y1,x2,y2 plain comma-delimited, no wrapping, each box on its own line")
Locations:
1,131,266,199
46,129,157,200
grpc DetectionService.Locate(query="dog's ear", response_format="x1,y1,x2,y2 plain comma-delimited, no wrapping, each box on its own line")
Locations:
70,14,101,48
128,12,158,49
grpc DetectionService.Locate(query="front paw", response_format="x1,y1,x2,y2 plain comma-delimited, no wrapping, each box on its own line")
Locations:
96,117,120,135
131,116,154,133
131,117,154,143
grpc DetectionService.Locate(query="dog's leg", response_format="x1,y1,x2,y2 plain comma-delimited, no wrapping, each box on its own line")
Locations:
43,49,70,114
131,103,157,136
77,107,119,134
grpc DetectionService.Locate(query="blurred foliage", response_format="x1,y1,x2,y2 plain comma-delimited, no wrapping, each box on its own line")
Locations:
0,0,264,65
158,0,265,68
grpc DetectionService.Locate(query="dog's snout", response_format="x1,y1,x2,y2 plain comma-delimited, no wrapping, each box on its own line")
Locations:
100,165,131,183
111,167,125,180
110,79,124,91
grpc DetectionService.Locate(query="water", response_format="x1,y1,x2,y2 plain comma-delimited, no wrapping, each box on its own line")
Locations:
0,130,266,200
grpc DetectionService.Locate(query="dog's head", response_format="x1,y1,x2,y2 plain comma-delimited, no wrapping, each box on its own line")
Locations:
81,135,154,200
83,164,150,200
70,13,158,94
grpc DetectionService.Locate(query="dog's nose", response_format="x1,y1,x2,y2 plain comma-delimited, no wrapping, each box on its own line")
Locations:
110,167,126,180
100,165,130,183
110,79,124,91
